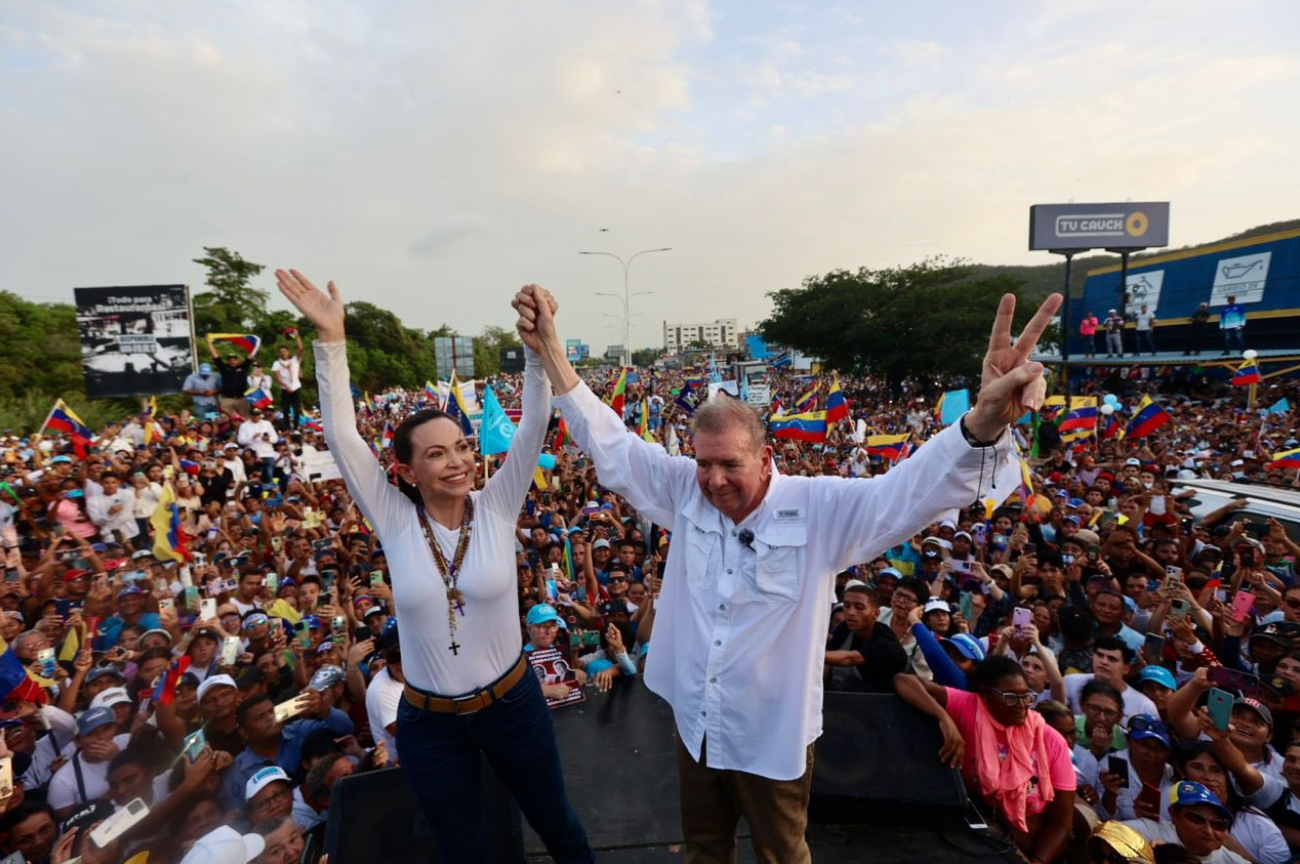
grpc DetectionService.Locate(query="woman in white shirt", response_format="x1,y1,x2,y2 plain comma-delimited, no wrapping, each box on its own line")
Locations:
275,270,593,864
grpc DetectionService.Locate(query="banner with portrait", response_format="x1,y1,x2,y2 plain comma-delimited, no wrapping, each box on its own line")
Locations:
74,285,195,398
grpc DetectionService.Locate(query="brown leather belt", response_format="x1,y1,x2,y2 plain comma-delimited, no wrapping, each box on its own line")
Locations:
402,654,528,715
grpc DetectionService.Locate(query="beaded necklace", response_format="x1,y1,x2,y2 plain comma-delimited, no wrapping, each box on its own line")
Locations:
417,496,474,655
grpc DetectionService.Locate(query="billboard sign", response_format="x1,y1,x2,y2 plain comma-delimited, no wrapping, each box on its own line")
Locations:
433,336,475,379
1210,251,1271,306
1029,202,1170,251
74,285,195,398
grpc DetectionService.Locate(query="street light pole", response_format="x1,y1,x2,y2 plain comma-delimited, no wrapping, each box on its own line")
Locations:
579,247,671,367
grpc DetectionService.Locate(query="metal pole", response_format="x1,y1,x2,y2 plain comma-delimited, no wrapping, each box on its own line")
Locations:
580,248,671,369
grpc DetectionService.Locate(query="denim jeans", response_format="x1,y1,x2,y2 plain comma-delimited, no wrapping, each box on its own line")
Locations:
396,664,594,864
1223,328,1245,352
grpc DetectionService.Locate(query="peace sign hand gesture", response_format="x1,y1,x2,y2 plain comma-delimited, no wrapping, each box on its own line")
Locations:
275,270,346,342
968,293,1063,441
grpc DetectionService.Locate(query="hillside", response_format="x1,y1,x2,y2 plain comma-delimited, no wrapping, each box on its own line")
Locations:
970,218,1300,301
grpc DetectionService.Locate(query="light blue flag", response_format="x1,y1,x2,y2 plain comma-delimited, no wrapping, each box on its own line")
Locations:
479,385,515,455
537,452,557,471
1268,398,1291,414
940,388,971,426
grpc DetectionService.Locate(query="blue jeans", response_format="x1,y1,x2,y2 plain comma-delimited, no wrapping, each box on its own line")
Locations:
396,663,594,864
1223,328,1245,352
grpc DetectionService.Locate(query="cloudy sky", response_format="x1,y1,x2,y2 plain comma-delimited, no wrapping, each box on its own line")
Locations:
4,0,1298,353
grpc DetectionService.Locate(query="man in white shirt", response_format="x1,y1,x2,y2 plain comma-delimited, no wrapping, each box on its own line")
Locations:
86,471,140,543
514,283,1061,863
237,408,278,481
1062,636,1158,721
46,707,131,818
1124,781,1249,863
272,330,305,429
365,633,404,764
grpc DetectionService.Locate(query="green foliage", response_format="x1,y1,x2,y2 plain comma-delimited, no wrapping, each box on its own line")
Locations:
759,257,1033,390
191,247,269,334
631,347,661,367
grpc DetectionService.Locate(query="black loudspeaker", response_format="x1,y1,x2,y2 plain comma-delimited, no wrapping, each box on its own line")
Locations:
500,347,526,373
811,693,969,828
324,761,524,863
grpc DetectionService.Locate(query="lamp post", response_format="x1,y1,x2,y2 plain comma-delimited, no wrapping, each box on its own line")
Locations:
579,247,671,367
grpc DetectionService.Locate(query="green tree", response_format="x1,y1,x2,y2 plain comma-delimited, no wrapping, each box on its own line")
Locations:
632,347,661,367
472,326,522,378
191,247,268,334
760,258,1029,393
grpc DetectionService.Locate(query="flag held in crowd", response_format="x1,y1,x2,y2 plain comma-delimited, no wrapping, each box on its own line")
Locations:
480,385,516,456
1272,447,1300,470
45,399,96,456
0,648,48,704
1059,397,1098,444
675,381,701,415
824,378,849,423
1232,358,1262,386
865,433,910,461
381,422,395,449
1267,398,1290,414
609,368,628,417
153,656,193,706
936,389,970,426
1125,395,1172,439
151,484,191,563
444,373,476,437
245,386,273,410
209,333,262,355
771,411,828,443
794,382,819,412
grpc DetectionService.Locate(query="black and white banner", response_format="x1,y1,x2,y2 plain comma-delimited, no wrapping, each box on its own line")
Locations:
74,285,195,398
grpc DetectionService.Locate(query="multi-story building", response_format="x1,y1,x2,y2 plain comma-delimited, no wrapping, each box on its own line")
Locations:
662,318,740,352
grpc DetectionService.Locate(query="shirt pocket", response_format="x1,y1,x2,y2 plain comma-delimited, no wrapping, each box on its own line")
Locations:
686,527,719,592
753,522,806,603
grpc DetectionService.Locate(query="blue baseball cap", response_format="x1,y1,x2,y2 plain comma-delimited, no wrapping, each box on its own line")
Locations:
1137,666,1176,691
943,634,986,663
199,363,213,374
1168,780,1232,823
76,706,117,737
1125,714,1172,748
526,604,563,627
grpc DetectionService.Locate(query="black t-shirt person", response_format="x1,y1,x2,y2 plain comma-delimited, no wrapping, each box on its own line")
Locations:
219,357,253,398
827,622,909,693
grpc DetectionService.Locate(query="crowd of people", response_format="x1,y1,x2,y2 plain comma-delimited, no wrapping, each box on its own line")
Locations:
0,313,1296,864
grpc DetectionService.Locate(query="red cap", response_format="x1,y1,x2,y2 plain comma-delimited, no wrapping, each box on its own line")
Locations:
62,569,91,582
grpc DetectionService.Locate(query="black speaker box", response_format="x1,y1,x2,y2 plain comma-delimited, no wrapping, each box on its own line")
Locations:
324,760,524,863
811,692,969,828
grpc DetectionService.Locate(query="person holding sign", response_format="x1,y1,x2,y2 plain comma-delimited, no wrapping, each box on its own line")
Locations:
274,270,593,864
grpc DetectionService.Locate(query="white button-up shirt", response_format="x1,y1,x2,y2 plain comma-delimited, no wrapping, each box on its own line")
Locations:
554,382,1018,780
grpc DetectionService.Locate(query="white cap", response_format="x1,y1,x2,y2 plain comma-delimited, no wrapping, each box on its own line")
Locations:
196,673,237,704
923,599,952,615
179,826,266,864
843,579,867,591
1125,457,1141,466
90,687,133,711
245,764,292,800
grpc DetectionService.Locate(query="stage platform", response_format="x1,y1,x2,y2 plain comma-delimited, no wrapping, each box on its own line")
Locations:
1031,347,1300,368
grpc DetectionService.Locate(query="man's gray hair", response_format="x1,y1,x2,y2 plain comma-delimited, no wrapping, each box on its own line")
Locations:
692,395,768,453
13,631,44,653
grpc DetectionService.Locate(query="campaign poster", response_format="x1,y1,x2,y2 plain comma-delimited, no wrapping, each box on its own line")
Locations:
74,285,195,398
529,646,585,708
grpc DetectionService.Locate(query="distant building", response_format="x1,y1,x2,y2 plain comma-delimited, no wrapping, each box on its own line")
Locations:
663,319,740,352
603,344,625,363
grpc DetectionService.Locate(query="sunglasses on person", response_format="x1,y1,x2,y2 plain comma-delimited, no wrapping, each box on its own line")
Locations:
1179,809,1230,832
988,688,1036,706
608,576,627,583
1127,714,1170,736
1284,597,1300,610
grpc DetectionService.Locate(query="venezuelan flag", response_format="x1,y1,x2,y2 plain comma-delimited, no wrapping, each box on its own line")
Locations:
609,368,628,416
209,333,262,355
424,380,438,403
46,400,95,457
151,484,191,563
1040,395,1067,421
824,378,849,423
1059,397,1098,433
244,386,273,410
1272,447,1300,470
865,433,910,461
794,383,820,412
555,417,572,449
639,399,656,443
445,373,476,437
1124,395,1172,439
1103,415,1125,441
1232,358,1262,386
1018,456,1036,510
382,422,395,449
771,411,828,443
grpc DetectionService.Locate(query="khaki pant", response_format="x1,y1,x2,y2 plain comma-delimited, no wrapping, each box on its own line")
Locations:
218,396,246,418
675,737,813,864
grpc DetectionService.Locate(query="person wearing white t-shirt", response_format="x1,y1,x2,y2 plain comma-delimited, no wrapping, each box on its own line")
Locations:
272,330,305,428
46,707,132,818
1062,637,1158,722
365,649,405,765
